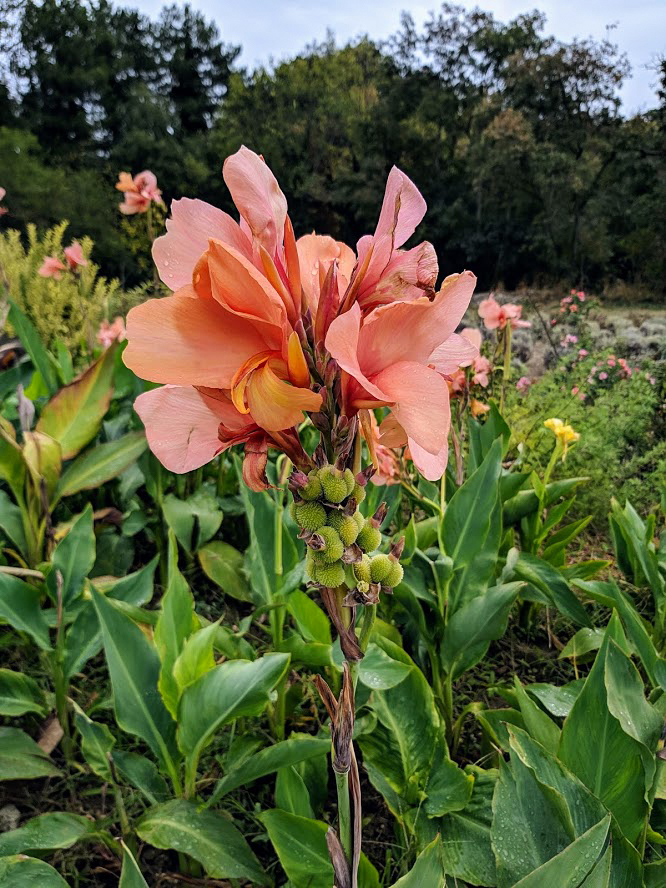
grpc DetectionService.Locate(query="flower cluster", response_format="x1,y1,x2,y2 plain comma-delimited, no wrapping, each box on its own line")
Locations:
587,354,641,389
124,146,478,487
0,187,7,216
116,170,164,215
478,294,530,331
38,242,88,279
544,417,580,460
97,316,126,349
560,333,578,348
551,288,593,329
516,376,533,394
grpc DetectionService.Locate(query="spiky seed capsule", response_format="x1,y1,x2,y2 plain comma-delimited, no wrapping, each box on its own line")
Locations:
353,511,365,531
385,561,404,588
354,555,372,584
352,482,366,504
289,501,298,521
319,466,348,504
357,522,381,553
370,554,392,583
295,502,327,531
300,476,323,501
317,526,345,563
327,510,359,546
314,561,346,587
343,468,356,495
305,550,317,580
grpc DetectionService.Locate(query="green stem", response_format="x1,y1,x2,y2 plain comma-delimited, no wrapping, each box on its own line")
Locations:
271,484,287,740
350,604,376,690
53,575,73,762
335,770,353,864
442,673,454,743
500,324,512,412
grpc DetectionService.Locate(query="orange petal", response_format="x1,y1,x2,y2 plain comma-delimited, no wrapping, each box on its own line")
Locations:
124,295,267,388
246,364,322,431
223,146,287,256
287,331,310,388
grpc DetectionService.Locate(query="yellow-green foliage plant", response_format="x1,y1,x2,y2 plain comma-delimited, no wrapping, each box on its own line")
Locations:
0,222,122,351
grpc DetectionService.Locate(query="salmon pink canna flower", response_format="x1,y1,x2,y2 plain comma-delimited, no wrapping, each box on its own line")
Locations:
116,170,164,215
326,271,478,481
64,241,88,270
97,316,126,349
0,187,7,215
39,256,67,279
478,294,530,331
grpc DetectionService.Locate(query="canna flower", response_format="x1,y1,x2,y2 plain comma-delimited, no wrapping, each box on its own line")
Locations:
64,241,88,271
0,187,6,215
447,328,491,392
516,376,533,393
116,170,164,215
38,256,67,279
478,294,530,331
325,270,477,481
364,411,401,485
97,316,126,349
124,147,322,483
544,417,580,459
470,398,490,418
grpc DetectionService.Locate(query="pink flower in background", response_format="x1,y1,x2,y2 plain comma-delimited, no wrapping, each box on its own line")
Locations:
64,242,88,270
578,348,588,358
516,376,533,393
570,304,578,313
478,294,530,331
561,333,578,347
38,256,67,279
599,371,608,380
607,358,616,367
116,170,164,215
571,386,579,395
0,187,7,216
97,317,126,349
577,291,586,301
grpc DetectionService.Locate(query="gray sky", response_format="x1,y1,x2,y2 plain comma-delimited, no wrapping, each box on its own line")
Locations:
139,0,664,112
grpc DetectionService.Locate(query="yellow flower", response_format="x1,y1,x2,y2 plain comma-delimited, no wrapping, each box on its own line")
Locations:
544,417,580,460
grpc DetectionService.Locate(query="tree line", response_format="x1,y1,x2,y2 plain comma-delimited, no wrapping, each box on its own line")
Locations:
0,0,664,296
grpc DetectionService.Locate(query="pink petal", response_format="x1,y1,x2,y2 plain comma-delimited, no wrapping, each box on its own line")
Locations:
373,166,427,251
223,146,287,256
461,327,482,351
429,332,479,374
124,294,267,388
358,271,477,376
153,198,252,290
324,303,388,402
134,385,241,473
297,233,355,314
373,361,451,456
408,439,449,481
359,241,438,309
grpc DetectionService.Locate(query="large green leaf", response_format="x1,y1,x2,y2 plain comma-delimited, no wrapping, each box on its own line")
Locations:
390,837,446,887
424,754,474,817
358,642,412,690
276,765,314,818
512,817,610,887
0,727,60,780
8,299,58,395
261,809,379,888
47,505,95,606
441,583,521,677
0,489,27,556
513,553,592,627
55,432,148,500
559,618,662,845
111,751,169,805
511,678,560,755
0,668,46,716
0,572,50,650
91,586,178,779
198,540,251,601
137,799,267,884
36,343,118,459
208,735,330,805
0,812,95,855
177,653,290,773
154,532,196,718
72,702,115,782
0,855,69,887
162,490,223,554
287,588,331,644
442,439,503,611
172,622,218,696
0,419,26,502
119,844,149,888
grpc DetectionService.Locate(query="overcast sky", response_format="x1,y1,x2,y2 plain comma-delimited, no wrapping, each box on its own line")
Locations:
138,0,664,112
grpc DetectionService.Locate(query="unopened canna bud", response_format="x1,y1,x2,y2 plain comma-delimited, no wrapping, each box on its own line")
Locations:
319,466,348,504
369,554,392,583
314,561,346,587
356,521,381,553
317,526,345,563
385,560,404,588
295,502,327,531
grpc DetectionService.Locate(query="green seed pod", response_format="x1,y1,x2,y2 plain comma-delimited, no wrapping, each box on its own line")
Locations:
354,555,372,584
314,561,346,587
317,526,345,563
370,554,392,583
289,500,298,521
295,502,327,531
357,522,381,553
305,550,317,580
300,476,323,501
319,466,348,504
351,482,366,504
385,561,404,588
343,468,356,495
327,510,359,546
353,511,365,531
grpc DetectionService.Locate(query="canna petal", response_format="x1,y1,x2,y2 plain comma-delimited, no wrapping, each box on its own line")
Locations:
153,197,252,290
324,303,389,402
359,271,477,376
297,233,355,314
407,438,449,481
124,294,267,388
246,364,322,431
429,332,479,374
134,385,248,473
370,166,428,252
223,146,287,256
373,361,451,457
360,241,438,309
